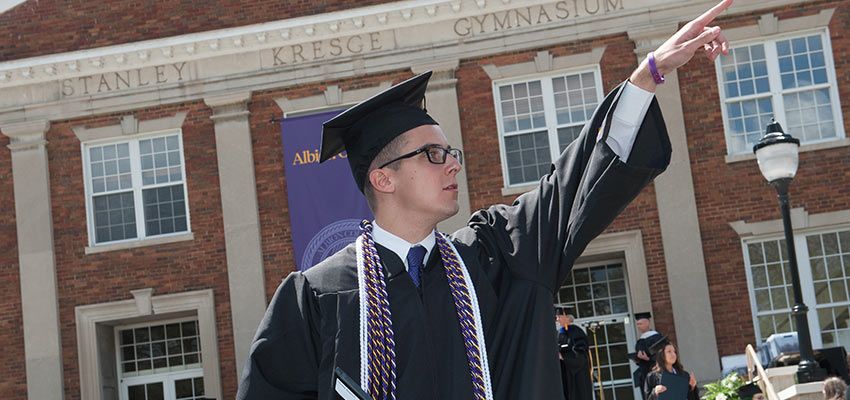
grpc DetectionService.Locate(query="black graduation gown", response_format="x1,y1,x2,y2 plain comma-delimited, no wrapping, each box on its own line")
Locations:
558,326,592,400
236,81,672,400
644,369,699,400
634,332,664,399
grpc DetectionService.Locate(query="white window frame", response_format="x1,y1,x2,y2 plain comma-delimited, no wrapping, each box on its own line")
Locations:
492,66,605,188
81,129,192,247
116,317,204,400
742,225,850,349
716,28,845,156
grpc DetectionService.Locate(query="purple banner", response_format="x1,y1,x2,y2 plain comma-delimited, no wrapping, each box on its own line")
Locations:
281,110,373,271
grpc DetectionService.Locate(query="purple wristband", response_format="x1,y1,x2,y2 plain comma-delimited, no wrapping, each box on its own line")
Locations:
648,52,665,85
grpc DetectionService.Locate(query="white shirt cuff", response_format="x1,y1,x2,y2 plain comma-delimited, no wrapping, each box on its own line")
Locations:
604,81,655,161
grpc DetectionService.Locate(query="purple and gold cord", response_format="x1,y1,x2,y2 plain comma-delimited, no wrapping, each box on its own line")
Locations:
436,233,488,400
360,221,397,400
358,221,490,400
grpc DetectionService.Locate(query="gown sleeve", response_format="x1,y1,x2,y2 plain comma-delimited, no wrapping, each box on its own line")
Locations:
236,272,322,400
645,371,661,400
466,80,671,289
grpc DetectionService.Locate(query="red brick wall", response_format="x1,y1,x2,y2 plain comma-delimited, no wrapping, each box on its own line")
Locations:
679,0,850,356
0,135,26,399
0,0,399,62
455,35,677,343
46,102,237,400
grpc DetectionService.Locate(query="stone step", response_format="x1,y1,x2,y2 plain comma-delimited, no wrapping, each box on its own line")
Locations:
764,365,800,393
777,381,824,400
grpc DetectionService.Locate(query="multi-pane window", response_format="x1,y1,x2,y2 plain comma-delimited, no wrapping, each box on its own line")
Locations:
745,239,796,340
807,231,850,349
495,69,602,186
174,377,205,400
124,372,205,400
718,32,843,154
118,320,205,400
745,229,850,353
557,263,629,319
84,133,190,245
119,320,201,375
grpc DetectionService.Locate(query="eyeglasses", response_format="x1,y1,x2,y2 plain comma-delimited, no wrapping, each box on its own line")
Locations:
377,144,463,169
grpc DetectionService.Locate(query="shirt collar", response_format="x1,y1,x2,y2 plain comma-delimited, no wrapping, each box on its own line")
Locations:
640,330,659,339
372,221,435,271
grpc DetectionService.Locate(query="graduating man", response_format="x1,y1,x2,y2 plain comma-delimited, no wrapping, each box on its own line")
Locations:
237,1,733,399
632,312,666,400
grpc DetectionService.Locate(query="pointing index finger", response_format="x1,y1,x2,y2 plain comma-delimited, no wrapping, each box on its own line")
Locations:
693,0,734,27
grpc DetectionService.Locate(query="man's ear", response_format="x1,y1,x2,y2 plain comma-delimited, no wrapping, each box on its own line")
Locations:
368,168,395,195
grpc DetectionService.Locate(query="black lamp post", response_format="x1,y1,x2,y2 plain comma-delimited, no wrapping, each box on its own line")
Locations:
753,119,825,383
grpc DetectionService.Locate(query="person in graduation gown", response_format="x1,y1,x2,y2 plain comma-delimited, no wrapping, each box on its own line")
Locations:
633,312,665,400
644,342,699,400
237,2,733,399
556,309,592,400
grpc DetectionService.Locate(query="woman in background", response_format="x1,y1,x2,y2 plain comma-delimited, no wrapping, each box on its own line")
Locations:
644,342,699,400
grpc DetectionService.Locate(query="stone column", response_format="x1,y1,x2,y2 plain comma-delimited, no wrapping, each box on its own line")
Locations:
628,27,722,381
203,92,266,377
412,61,472,232
0,119,64,400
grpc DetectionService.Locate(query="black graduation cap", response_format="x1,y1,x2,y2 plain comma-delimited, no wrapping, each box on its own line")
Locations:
634,312,652,321
320,71,439,192
554,304,573,315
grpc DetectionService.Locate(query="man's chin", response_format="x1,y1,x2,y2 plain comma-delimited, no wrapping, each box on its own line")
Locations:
437,203,460,222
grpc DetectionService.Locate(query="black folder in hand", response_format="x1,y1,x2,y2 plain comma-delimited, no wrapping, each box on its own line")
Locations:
658,371,690,400
334,367,371,400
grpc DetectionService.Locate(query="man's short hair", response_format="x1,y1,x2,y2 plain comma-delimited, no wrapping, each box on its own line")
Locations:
363,133,409,209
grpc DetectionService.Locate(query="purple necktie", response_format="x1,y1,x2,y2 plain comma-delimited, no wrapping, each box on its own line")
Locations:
406,245,427,289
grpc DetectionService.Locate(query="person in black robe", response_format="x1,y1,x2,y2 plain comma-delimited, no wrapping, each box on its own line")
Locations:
237,2,733,399
644,341,699,400
556,308,592,400
633,312,666,400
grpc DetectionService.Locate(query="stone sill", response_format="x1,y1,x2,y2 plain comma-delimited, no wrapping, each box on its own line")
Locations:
85,232,194,255
725,137,850,164
501,184,536,197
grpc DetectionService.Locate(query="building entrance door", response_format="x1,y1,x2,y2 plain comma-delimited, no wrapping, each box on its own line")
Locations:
556,260,639,400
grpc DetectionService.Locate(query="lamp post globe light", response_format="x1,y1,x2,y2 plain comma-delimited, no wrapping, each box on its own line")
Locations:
753,119,825,383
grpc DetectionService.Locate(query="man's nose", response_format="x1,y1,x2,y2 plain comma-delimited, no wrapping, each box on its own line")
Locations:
445,155,461,175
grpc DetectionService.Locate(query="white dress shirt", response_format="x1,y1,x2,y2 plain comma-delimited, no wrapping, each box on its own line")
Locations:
373,222,436,271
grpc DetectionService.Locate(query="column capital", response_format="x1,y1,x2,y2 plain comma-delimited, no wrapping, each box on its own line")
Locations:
1,119,50,152
412,60,459,90
204,91,251,122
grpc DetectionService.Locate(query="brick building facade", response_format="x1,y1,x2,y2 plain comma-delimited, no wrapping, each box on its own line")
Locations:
1,1,848,399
